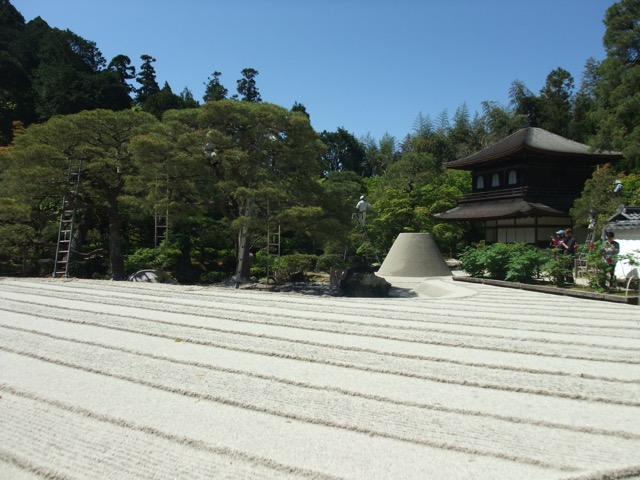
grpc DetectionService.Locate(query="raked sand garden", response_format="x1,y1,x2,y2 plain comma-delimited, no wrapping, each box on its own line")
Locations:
1,275,639,479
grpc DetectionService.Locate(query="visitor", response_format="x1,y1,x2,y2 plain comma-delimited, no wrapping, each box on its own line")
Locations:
355,195,371,230
602,231,620,287
550,229,564,248
558,228,577,284
558,228,577,256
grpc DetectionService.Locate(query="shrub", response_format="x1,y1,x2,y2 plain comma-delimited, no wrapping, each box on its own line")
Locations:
541,253,574,286
460,242,547,282
249,251,272,279
581,241,615,292
273,254,317,281
505,245,547,283
316,253,352,272
483,242,512,280
459,242,487,278
200,271,229,284
125,247,164,273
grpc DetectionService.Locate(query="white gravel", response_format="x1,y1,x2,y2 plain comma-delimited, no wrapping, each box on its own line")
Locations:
1,276,639,479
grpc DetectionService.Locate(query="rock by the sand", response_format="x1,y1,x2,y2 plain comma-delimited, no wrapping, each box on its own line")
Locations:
340,272,391,297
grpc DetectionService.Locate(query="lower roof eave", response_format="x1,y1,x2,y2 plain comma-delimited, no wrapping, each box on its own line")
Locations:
434,200,567,221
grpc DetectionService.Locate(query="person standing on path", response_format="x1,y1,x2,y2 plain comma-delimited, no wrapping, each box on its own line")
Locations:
558,228,577,284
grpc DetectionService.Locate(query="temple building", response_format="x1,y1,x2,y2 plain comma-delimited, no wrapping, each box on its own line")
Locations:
436,127,622,247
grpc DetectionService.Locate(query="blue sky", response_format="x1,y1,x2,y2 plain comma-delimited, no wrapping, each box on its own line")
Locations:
11,0,617,142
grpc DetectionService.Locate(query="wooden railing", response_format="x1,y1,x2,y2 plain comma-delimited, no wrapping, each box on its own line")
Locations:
459,186,579,204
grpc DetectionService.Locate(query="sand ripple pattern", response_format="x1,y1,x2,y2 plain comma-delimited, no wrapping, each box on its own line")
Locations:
1,277,639,480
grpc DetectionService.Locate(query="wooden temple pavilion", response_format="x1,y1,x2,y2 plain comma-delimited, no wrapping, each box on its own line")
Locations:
435,127,622,247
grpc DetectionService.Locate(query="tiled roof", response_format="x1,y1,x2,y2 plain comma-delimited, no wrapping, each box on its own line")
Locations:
445,127,622,169
435,198,566,221
607,206,640,222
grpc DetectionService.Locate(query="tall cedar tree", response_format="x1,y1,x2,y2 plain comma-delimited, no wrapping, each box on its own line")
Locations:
135,54,160,105
236,68,261,102
203,71,228,102
591,0,640,171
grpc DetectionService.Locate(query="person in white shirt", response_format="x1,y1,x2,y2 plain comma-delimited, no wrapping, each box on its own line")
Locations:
355,195,371,230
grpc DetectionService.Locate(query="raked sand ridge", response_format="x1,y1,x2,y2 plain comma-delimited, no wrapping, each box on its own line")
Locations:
0,276,639,479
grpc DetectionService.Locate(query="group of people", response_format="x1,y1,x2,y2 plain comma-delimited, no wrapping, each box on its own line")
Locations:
549,228,578,283
550,228,577,255
551,228,620,285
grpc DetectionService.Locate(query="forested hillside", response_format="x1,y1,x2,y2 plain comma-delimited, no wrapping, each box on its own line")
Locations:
1,0,639,282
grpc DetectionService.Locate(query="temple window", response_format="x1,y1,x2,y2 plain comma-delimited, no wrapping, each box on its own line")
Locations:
508,170,517,185
491,173,500,187
476,176,484,189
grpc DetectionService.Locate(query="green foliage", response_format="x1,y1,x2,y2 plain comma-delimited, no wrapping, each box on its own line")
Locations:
538,67,575,137
571,164,623,231
505,244,547,283
617,171,640,204
124,247,164,273
249,251,270,279
590,0,640,170
199,271,229,284
203,71,228,102
541,254,574,286
366,163,470,256
135,55,160,105
251,252,318,282
273,253,317,281
458,242,488,278
481,243,511,280
320,128,370,176
142,82,185,119
580,241,617,292
316,253,354,272
235,68,261,102
459,242,547,282
3,109,160,279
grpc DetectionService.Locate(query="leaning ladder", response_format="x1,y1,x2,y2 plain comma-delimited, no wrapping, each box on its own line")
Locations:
351,212,381,264
575,231,596,280
154,174,169,250
265,221,281,283
53,159,82,278
154,211,168,248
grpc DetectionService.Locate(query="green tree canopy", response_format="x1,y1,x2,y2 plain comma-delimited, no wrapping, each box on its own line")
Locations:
203,71,228,102
591,0,640,170
155,100,325,279
571,163,626,232
235,68,261,102
3,109,160,279
107,54,136,94
538,67,575,137
320,127,370,177
135,54,160,105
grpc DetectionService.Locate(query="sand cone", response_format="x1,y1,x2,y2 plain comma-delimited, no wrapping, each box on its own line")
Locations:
377,232,451,277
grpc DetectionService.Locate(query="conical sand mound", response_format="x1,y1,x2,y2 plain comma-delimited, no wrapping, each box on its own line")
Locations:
377,232,451,277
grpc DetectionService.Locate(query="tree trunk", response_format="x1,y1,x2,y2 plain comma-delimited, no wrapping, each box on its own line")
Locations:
234,196,254,282
107,196,126,280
